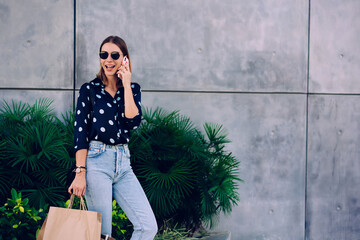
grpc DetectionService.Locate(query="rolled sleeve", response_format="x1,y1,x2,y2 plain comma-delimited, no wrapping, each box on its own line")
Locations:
124,83,142,130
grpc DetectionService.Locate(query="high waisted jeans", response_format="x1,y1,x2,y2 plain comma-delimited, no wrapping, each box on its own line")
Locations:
85,141,158,239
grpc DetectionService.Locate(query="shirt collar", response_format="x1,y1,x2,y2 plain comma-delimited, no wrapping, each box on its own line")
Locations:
90,78,104,88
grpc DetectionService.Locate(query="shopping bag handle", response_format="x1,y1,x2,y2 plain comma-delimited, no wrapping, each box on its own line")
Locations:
68,194,87,210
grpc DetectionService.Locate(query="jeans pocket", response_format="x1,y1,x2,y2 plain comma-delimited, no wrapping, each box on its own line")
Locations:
87,145,105,158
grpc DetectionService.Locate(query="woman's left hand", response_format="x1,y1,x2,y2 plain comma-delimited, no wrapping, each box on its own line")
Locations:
117,61,131,88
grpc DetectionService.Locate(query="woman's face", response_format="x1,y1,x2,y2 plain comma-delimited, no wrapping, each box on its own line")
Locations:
100,42,123,78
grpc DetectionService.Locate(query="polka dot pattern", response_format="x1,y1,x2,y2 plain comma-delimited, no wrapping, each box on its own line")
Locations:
74,79,142,151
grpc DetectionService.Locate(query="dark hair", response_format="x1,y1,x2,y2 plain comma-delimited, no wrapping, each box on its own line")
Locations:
96,36,132,87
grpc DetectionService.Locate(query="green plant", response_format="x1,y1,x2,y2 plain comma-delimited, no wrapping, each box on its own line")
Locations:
0,98,242,235
111,199,132,240
0,188,47,239
154,221,195,240
129,108,243,232
0,99,74,208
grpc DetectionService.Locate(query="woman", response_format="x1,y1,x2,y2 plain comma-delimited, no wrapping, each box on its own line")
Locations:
68,36,158,239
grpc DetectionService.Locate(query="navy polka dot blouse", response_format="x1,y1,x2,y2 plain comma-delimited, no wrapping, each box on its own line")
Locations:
74,78,142,152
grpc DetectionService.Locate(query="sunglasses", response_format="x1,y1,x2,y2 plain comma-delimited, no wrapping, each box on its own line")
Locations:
99,51,121,60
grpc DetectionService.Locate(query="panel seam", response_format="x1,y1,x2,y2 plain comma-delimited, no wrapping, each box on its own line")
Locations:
1,88,359,96
304,0,311,239
72,0,76,111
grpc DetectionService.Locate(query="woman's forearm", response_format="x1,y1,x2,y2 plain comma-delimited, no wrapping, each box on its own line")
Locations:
76,149,88,167
124,86,139,119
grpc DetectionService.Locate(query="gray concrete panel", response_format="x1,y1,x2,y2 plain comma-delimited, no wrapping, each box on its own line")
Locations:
307,95,360,240
309,0,360,93
76,0,308,92
143,92,306,240
0,90,73,117
0,0,74,89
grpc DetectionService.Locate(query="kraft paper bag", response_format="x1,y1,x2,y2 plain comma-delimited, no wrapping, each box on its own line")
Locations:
37,195,102,240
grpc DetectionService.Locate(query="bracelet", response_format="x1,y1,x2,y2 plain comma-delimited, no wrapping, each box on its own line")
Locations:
73,166,87,173
76,166,87,169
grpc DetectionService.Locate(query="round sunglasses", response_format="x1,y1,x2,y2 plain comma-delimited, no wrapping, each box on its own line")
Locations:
99,51,121,60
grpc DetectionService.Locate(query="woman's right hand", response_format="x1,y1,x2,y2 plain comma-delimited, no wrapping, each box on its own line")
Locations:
68,172,86,198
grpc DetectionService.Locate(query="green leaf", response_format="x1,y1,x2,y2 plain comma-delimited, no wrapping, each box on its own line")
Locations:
10,188,17,200
22,198,29,206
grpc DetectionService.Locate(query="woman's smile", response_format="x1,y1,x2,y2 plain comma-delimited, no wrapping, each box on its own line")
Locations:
105,64,116,71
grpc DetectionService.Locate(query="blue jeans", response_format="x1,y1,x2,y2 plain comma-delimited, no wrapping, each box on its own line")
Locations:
85,141,158,239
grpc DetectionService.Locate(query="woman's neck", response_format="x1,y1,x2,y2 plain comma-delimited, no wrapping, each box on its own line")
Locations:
106,76,118,90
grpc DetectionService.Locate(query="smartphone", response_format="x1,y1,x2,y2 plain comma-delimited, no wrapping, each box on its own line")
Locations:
118,56,128,78
123,56,128,64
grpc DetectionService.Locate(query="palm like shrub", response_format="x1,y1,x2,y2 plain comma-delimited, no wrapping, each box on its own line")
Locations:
129,108,242,231
0,99,74,208
0,99,242,232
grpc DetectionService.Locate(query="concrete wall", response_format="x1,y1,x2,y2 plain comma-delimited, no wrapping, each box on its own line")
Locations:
0,0,74,114
1,1,359,239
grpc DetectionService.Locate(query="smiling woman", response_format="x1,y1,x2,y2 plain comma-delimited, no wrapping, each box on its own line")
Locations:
97,36,132,89
68,36,158,239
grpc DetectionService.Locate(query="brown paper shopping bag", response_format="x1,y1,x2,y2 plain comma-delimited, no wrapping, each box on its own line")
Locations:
37,195,101,240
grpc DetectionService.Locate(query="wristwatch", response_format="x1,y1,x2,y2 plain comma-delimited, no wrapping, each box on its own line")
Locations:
73,166,87,173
